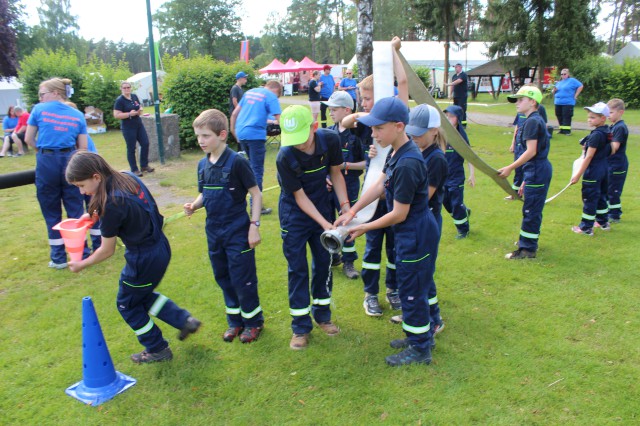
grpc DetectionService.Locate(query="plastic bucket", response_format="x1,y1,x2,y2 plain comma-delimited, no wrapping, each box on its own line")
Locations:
52,219,93,262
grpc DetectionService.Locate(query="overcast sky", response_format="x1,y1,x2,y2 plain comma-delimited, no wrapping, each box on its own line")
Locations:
23,0,291,43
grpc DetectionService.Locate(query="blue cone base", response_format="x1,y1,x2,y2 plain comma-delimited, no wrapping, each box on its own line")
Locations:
66,370,136,406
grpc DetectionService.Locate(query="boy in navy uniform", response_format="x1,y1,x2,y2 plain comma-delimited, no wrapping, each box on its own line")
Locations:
606,99,628,223
570,102,612,234
277,105,349,350
498,86,553,259
337,97,439,366
323,91,366,279
184,109,264,343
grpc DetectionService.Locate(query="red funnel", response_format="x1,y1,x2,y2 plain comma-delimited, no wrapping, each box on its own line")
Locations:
52,218,93,261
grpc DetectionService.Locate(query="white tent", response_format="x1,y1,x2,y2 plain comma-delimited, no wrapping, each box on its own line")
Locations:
126,71,167,106
613,42,640,65
0,78,24,116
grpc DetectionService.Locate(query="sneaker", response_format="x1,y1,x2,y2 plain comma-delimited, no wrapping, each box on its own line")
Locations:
505,248,536,259
239,326,264,343
363,295,383,317
390,314,403,324
386,290,402,310
316,321,340,336
290,333,309,350
48,261,68,269
177,316,201,341
433,319,445,335
390,336,435,350
385,345,432,367
571,225,593,236
342,261,360,279
331,253,343,267
594,222,611,231
504,195,515,201
131,346,173,364
141,166,155,173
134,170,143,177
260,208,272,215
222,326,244,342
455,231,469,239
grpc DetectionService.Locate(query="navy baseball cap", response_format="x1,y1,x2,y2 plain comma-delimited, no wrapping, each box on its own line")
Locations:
235,71,248,79
356,97,409,127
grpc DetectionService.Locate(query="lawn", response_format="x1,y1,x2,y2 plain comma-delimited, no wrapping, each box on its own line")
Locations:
0,109,638,424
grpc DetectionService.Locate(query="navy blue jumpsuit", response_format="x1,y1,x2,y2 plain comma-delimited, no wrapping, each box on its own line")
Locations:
103,173,193,353
515,111,553,251
422,144,448,325
198,148,263,329
277,129,344,334
443,106,471,235
384,140,439,352
328,124,365,264
579,125,611,230
607,120,629,221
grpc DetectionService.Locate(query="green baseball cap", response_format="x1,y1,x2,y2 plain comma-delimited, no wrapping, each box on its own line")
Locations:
280,105,313,146
507,86,543,104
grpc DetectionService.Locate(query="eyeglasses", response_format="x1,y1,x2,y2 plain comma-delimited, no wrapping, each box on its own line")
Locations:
346,73,352,75
560,73,567,76
122,86,131,89
38,91,52,98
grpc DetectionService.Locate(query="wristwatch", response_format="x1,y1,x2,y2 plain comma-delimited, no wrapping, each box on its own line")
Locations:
250,221,260,227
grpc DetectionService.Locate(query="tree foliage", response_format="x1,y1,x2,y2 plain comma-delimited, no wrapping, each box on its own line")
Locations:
36,0,80,52
81,59,132,128
0,0,20,77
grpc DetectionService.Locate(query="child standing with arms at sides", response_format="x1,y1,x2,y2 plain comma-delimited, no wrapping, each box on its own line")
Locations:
184,109,264,343
498,86,553,258
337,97,439,367
606,99,628,223
277,105,349,350
324,91,366,280
570,102,612,234
443,105,475,239
66,152,201,364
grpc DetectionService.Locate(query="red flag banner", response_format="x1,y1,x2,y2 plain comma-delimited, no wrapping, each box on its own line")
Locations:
240,40,250,63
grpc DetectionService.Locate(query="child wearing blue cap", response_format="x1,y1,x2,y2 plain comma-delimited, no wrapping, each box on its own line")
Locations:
336,96,439,367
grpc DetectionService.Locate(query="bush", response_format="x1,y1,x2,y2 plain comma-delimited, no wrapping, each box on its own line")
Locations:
571,55,614,105
606,58,640,108
80,58,132,129
163,55,260,149
412,65,431,89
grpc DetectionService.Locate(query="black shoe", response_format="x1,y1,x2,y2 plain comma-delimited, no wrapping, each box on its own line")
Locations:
342,261,360,279
455,231,469,239
386,290,402,310
131,346,173,364
331,253,343,267
261,208,272,215
363,295,383,316
385,345,432,367
390,336,435,350
177,316,202,341
433,318,445,335
505,248,536,259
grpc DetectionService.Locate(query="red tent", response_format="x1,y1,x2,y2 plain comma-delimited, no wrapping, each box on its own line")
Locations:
297,56,324,71
281,58,301,72
259,59,286,74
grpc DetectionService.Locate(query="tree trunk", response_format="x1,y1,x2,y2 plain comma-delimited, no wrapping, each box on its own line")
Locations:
355,0,373,78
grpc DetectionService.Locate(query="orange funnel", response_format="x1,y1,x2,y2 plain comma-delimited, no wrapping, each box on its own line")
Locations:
52,219,93,262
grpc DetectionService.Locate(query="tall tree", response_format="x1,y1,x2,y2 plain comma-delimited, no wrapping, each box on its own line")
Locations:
354,0,373,77
36,0,79,52
0,0,20,77
549,0,600,67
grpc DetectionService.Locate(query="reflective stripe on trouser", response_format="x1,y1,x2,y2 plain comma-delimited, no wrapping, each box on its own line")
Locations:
209,232,263,328
555,105,574,132
580,176,609,230
607,167,628,219
282,220,332,335
361,202,396,295
334,176,360,262
428,218,442,324
35,149,88,264
443,186,469,233
518,183,550,252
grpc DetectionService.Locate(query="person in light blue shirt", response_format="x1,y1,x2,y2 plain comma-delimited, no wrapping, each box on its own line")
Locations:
552,68,583,135
230,80,282,215
319,65,336,128
338,69,357,111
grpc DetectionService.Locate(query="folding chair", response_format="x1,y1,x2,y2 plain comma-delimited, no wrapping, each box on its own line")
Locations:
266,123,281,148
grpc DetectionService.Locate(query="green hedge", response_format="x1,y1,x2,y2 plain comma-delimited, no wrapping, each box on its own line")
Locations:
607,58,640,109
81,59,132,129
163,55,260,149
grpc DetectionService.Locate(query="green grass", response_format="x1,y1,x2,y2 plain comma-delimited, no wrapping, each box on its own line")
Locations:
1,116,639,424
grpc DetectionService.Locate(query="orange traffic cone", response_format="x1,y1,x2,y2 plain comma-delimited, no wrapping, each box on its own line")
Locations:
52,218,92,261
65,297,136,406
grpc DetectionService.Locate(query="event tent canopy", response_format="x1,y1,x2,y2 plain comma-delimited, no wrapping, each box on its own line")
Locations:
259,59,287,74
282,59,300,72
297,56,324,71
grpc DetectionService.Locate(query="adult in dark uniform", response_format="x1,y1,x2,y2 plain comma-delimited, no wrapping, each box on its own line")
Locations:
447,63,469,126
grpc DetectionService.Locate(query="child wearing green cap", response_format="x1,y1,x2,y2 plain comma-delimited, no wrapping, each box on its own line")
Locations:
498,86,553,259
276,105,349,350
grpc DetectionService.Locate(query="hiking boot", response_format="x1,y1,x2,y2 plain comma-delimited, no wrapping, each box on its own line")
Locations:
222,326,244,342
131,346,173,364
363,295,383,317
595,222,611,231
385,345,432,367
342,261,360,279
331,253,343,267
317,321,340,336
290,333,309,350
505,249,536,259
260,207,272,215
390,336,435,350
177,316,201,341
572,225,593,236
141,166,155,173
386,290,402,310
433,318,445,335
48,261,68,269
390,314,403,324
239,326,264,343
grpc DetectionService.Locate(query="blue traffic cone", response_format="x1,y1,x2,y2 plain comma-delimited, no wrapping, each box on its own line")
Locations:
65,297,136,406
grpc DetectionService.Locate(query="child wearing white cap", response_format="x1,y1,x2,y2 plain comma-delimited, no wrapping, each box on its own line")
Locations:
570,102,612,234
